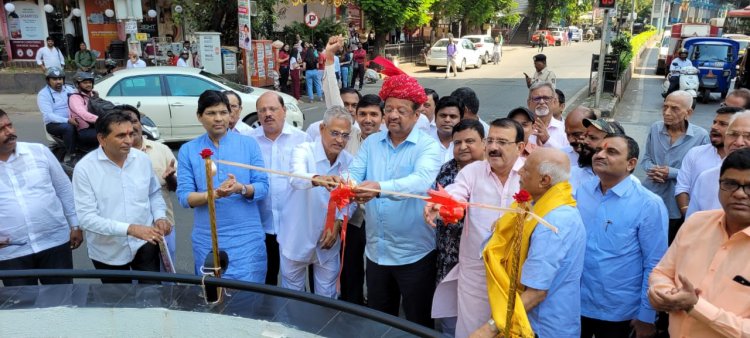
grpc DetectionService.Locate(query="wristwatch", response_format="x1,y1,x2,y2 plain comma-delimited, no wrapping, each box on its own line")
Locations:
487,318,499,333
240,184,247,196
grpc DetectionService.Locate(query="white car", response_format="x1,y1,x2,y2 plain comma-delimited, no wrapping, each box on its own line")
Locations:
462,35,497,64
656,30,672,75
425,38,482,72
96,66,304,142
569,26,582,42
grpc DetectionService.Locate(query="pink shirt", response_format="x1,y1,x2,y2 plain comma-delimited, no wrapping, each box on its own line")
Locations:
68,93,98,130
650,210,750,337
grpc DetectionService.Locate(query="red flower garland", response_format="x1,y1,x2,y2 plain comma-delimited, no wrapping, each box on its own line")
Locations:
200,148,214,159
513,189,532,203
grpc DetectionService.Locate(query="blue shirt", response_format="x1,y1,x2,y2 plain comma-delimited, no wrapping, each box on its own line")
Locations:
36,84,75,125
575,177,668,323
348,128,441,265
641,121,709,219
176,132,269,282
522,205,586,338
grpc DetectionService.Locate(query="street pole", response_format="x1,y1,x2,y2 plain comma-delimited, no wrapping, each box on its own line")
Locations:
595,9,610,108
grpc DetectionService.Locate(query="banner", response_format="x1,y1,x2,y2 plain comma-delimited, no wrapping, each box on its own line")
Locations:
86,0,118,56
6,1,44,60
238,0,251,50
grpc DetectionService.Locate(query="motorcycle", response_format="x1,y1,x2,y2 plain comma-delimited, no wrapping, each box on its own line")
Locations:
662,65,700,99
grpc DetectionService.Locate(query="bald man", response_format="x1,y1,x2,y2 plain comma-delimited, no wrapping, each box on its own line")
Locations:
564,106,597,166
472,148,586,338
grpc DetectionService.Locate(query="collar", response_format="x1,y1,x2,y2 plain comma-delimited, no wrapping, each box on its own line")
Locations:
658,120,694,136
596,175,633,197
378,125,421,147
536,67,548,75
95,146,134,165
483,156,525,177
715,213,750,238
548,116,564,130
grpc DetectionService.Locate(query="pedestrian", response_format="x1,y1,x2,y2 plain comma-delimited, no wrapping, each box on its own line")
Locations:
340,46,352,88
278,44,291,93
451,87,490,134
224,90,253,136
176,49,191,67
74,42,96,72
428,118,525,336
281,106,354,298
303,44,323,102
249,92,310,287
525,54,557,88
686,111,750,217
649,148,750,338
576,134,668,338
176,90,269,283
526,82,569,150
446,36,458,79
0,109,82,286
290,48,302,100
567,29,573,46
333,50,341,88
126,51,146,68
538,31,547,52
492,36,501,64
348,69,442,328
36,37,64,72
37,67,77,161
352,43,367,90
432,96,464,163
73,111,170,284
472,148,587,338
642,91,709,243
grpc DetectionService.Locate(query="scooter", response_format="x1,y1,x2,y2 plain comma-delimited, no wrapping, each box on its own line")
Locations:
662,65,700,99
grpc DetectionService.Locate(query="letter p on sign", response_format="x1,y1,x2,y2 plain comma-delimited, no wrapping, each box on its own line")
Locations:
305,12,320,28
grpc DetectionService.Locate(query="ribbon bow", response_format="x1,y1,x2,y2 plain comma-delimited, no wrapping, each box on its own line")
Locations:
426,185,467,225
323,183,356,291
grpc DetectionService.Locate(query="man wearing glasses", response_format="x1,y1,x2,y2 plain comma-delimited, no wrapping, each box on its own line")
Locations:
425,118,525,336
686,111,750,217
649,148,750,338
526,82,570,150
280,106,354,298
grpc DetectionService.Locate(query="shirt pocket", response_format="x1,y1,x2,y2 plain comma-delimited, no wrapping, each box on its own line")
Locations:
718,276,750,315
597,221,636,253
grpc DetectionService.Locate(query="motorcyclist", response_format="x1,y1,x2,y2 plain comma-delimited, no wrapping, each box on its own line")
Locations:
68,71,99,148
667,48,693,95
37,66,77,159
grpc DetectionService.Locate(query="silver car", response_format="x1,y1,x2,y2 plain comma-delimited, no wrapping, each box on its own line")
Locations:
96,66,304,142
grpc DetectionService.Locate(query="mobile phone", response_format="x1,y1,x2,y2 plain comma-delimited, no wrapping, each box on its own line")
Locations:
733,275,750,286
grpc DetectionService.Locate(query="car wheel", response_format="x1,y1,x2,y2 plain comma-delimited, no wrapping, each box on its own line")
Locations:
483,52,489,64
459,59,466,72
476,58,482,69
429,65,437,72
243,113,260,128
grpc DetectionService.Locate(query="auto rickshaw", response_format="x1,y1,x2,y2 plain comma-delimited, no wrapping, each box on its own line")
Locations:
683,37,740,103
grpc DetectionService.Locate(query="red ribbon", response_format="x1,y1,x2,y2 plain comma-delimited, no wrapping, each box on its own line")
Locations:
323,183,356,291
427,185,467,225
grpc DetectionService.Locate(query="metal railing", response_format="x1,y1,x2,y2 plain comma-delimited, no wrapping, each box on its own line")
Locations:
382,42,427,63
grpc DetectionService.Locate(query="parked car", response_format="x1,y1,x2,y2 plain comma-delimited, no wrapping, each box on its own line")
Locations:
425,38,483,72
656,29,672,75
462,35,496,64
531,30,556,47
724,33,750,57
569,26,582,42
551,30,567,46
95,67,304,142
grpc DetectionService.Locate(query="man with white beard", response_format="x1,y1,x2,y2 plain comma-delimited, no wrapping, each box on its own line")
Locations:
526,82,570,150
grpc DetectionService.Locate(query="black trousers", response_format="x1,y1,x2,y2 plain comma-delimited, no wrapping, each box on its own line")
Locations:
668,217,684,245
265,233,280,286
0,242,73,286
279,66,290,93
352,66,365,89
580,316,631,338
91,243,160,284
46,122,77,154
340,221,367,305
366,250,437,328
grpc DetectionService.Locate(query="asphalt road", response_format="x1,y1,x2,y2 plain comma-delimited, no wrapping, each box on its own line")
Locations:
1,39,651,276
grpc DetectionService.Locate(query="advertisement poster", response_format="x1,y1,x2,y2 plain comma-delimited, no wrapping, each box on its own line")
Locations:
238,0,251,50
86,0,118,55
6,1,44,60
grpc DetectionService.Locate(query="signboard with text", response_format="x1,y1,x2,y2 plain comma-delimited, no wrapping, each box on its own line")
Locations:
238,0,252,50
6,1,44,60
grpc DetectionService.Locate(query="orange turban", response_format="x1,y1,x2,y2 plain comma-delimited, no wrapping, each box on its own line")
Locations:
372,56,427,105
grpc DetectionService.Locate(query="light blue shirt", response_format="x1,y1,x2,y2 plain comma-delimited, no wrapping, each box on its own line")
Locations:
641,121,709,219
575,177,668,323
37,84,75,125
348,127,441,265
522,204,586,338
334,55,341,73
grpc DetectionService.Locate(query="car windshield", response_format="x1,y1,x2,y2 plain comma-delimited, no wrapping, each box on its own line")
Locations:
200,70,252,93
467,38,480,43
691,44,733,62
433,40,449,47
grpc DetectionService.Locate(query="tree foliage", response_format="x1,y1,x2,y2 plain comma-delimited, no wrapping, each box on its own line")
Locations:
432,0,517,34
172,0,284,45
355,0,435,55
529,0,591,28
279,17,348,48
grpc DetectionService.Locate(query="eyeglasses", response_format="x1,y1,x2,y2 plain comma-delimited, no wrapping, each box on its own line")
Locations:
328,130,351,140
726,131,750,139
719,179,750,195
484,138,516,146
530,96,555,103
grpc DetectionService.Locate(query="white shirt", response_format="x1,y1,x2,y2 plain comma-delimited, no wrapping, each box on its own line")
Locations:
564,145,579,167
249,124,310,234
674,144,722,196
416,114,431,133
0,143,78,261
35,46,64,68
685,166,721,218
127,58,147,68
280,140,353,263
669,57,693,73
430,128,454,164
231,121,253,136
73,147,167,265
176,58,189,67
479,118,490,136
570,165,597,194
529,116,570,150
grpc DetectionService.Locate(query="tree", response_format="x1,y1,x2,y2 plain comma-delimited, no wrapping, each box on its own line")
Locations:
172,0,285,45
431,0,517,36
356,0,436,56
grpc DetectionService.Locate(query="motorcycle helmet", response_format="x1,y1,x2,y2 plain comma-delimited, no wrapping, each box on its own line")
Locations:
45,66,64,79
73,71,95,85
678,48,688,56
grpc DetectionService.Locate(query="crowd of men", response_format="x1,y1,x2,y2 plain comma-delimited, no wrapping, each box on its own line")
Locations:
2,35,750,338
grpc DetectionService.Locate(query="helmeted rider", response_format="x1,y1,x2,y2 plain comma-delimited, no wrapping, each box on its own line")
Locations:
667,48,693,95
68,71,99,148
37,66,77,159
